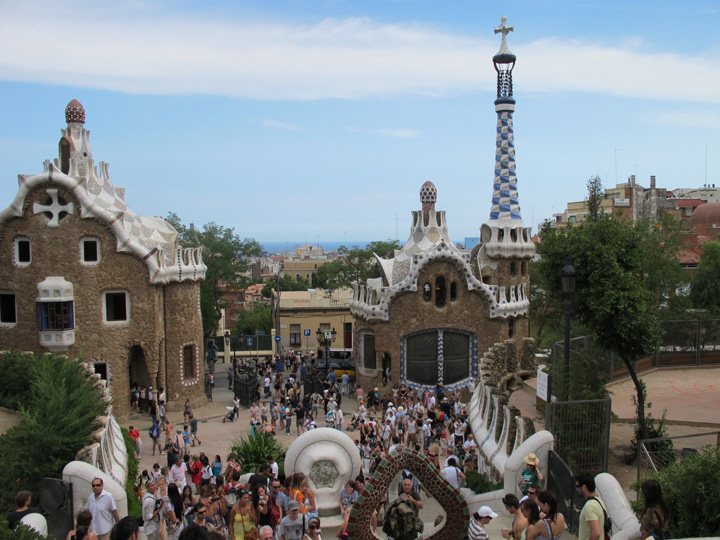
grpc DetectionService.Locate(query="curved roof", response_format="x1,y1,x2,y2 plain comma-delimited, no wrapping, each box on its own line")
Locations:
692,202,720,226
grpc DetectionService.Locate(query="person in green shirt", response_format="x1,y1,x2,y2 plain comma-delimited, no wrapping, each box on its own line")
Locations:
576,473,608,540
519,453,544,495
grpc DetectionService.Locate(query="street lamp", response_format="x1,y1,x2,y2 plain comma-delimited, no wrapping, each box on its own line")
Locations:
559,257,577,400
316,327,337,371
225,330,237,375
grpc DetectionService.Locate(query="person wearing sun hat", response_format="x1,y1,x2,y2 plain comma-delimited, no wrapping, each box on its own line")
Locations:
519,453,544,495
469,506,498,540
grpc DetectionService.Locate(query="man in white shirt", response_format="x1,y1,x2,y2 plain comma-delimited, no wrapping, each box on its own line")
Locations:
142,479,164,540
335,408,344,431
170,457,188,489
84,478,119,540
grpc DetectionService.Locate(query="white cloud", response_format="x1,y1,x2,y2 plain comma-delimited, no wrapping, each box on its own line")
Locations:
0,0,719,104
348,126,421,138
262,119,301,131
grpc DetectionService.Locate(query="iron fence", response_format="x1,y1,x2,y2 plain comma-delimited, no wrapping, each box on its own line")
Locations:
547,398,611,475
553,319,720,384
637,430,720,482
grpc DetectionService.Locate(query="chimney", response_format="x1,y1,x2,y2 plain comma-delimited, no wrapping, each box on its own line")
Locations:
630,175,636,187
650,176,656,189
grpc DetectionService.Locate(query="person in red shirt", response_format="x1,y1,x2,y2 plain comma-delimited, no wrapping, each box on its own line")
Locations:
128,426,141,459
190,455,203,494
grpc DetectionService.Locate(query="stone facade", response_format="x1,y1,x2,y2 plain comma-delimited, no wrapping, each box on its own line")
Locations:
0,100,207,421
350,19,535,397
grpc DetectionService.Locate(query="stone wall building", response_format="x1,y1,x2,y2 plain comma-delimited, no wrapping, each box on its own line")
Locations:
0,100,207,421
350,18,535,394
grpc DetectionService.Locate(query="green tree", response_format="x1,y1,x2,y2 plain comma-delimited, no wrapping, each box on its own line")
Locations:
536,216,684,441
234,303,272,336
315,240,401,290
691,241,720,311
166,213,262,341
586,175,604,222
261,275,310,299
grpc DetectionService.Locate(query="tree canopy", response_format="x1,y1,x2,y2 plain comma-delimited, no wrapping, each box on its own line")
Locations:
535,214,687,439
585,175,604,223
261,275,310,299
313,240,401,289
166,213,262,341
691,241,720,312
233,303,272,336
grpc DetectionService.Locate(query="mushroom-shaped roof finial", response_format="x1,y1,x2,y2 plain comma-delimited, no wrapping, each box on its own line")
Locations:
65,99,85,124
420,181,437,226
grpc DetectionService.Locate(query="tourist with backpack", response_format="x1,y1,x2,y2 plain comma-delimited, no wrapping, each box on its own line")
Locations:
149,420,163,456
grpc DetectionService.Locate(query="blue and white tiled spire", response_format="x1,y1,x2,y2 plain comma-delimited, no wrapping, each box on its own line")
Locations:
490,112,522,222
489,16,522,225
480,16,534,259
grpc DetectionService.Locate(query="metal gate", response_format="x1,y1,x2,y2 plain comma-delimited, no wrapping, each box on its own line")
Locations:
547,450,592,535
548,397,611,474
38,477,74,540
233,373,259,407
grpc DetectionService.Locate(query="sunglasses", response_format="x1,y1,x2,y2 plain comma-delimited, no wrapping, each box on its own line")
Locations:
197,510,206,515
309,526,318,530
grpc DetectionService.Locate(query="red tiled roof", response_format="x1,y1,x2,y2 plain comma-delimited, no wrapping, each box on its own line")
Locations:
676,198,706,207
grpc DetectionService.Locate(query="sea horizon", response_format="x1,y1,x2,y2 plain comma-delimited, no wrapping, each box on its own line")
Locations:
260,239,468,254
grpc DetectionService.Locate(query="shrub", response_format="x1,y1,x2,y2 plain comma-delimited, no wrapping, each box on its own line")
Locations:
0,352,105,513
464,470,502,494
122,429,142,518
632,445,720,538
231,431,286,475
0,523,53,540
623,380,672,465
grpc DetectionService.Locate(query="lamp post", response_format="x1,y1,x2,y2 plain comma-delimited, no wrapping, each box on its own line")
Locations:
224,330,237,379
559,257,577,400
316,327,337,372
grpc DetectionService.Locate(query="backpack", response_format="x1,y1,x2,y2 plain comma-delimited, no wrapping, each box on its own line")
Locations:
149,424,161,439
588,497,612,540
383,495,419,540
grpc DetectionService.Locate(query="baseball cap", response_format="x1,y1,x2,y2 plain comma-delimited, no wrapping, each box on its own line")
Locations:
288,501,300,512
477,506,498,519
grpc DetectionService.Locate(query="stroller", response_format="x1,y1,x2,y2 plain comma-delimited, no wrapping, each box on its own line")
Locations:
347,412,362,431
222,406,235,423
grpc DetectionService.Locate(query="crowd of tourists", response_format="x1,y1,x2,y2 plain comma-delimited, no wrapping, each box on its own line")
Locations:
6,349,672,540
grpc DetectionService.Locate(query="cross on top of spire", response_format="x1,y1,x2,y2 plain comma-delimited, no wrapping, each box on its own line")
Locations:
494,16,514,56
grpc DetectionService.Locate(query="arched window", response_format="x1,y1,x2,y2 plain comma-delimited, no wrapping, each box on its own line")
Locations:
423,283,431,302
450,282,457,302
435,276,446,308
510,261,516,277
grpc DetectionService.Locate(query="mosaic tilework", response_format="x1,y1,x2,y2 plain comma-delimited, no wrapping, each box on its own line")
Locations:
347,448,469,540
489,111,522,222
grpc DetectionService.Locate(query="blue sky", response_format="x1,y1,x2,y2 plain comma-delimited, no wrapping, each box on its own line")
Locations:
0,0,718,245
